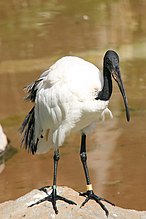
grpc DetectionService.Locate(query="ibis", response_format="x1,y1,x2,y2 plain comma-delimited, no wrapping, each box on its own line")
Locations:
20,50,130,216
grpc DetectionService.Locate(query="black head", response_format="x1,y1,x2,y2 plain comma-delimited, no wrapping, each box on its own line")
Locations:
104,50,130,122
104,50,119,72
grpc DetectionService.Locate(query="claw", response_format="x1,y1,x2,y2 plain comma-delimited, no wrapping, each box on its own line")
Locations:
79,191,87,197
29,186,76,214
58,196,77,205
79,190,114,217
80,197,90,208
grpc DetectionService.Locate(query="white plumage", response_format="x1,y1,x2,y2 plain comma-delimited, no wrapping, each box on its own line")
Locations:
31,56,110,153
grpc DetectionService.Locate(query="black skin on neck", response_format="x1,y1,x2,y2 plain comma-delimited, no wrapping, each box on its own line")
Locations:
96,66,113,101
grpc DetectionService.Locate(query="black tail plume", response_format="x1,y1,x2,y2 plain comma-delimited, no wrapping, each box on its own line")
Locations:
20,107,37,154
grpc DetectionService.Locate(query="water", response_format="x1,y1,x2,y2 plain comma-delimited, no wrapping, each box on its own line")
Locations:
0,0,146,211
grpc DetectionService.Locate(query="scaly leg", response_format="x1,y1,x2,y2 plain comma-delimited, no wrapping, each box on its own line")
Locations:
29,149,76,214
79,134,114,217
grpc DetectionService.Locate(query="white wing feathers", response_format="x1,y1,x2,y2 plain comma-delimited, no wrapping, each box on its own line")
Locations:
21,56,109,154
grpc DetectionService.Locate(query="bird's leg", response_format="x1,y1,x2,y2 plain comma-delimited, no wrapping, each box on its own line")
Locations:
29,149,76,214
79,134,114,217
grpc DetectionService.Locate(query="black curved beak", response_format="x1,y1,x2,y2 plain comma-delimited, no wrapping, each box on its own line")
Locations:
112,66,130,122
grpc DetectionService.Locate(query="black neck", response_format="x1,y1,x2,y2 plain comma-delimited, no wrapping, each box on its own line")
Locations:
96,65,112,101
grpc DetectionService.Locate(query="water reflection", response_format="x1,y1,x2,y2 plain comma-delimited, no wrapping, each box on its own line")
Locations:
0,0,146,211
0,0,146,60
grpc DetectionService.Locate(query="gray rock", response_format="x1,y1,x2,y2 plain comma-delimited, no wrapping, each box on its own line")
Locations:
0,186,146,219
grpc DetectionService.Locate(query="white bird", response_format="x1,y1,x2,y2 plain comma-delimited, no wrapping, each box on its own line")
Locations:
20,50,130,217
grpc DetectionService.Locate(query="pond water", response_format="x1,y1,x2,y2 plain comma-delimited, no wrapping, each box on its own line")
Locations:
0,0,146,211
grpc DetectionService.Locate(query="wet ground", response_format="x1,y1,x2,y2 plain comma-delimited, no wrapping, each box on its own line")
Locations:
0,0,146,211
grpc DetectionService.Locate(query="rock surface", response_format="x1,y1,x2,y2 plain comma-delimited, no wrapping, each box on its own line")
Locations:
0,186,146,219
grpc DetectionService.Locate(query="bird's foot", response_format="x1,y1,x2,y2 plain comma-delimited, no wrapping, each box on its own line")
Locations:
79,190,115,217
29,185,77,214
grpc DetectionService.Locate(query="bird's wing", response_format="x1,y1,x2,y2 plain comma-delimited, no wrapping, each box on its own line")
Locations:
25,70,50,102
22,56,104,152
25,56,103,103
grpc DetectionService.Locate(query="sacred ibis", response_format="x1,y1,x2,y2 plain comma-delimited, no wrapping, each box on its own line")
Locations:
20,50,130,217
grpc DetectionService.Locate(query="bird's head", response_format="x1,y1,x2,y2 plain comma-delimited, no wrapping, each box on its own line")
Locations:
104,50,130,122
